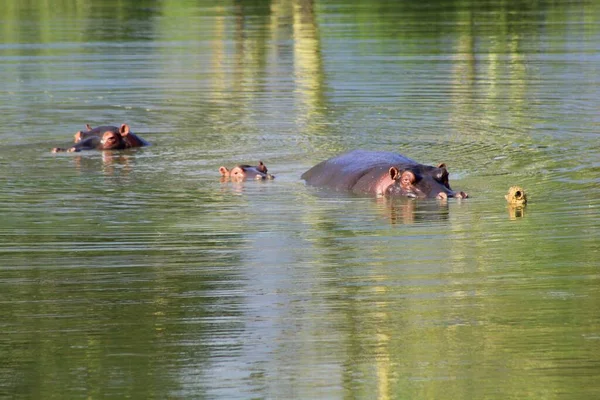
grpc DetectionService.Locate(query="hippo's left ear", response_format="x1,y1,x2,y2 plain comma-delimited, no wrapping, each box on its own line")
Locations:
437,163,447,169
219,166,230,176
119,124,131,135
388,167,400,180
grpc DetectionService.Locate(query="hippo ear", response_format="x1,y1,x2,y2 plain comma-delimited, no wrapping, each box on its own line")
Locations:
257,161,268,173
119,124,130,135
86,124,93,131
219,166,230,176
435,163,450,182
388,167,400,180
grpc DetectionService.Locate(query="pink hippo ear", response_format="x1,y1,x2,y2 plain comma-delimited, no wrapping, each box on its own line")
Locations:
119,124,131,136
437,163,447,169
219,166,230,177
86,124,93,131
388,166,400,180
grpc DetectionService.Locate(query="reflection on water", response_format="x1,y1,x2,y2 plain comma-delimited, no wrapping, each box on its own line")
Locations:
375,196,452,225
69,152,136,176
507,204,526,220
1,0,599,399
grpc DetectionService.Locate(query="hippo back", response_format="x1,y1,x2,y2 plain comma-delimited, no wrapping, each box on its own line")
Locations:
301,150,418,190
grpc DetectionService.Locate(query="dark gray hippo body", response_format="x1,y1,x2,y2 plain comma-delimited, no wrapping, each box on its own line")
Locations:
301,150,467,199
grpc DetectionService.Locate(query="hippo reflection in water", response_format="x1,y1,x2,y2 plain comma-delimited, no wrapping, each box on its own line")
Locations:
219,161,275,182
51,124,149,153
302,150,468,199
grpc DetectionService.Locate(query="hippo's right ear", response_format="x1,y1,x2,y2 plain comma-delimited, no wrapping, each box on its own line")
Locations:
388,167,400,180
257,161,268,173
86,124,93,131
219,166,230,176
119,124,131,135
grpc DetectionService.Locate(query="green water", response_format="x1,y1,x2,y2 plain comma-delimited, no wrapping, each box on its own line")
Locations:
1,0,599,398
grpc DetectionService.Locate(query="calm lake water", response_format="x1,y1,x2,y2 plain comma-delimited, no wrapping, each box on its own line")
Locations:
1,0,599,398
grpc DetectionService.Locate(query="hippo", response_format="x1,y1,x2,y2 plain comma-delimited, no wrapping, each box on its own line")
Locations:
52,124,148,152
301,150,468,199
219,161,275,182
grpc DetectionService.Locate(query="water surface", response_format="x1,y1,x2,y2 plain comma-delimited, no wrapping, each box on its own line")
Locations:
1,0,599,399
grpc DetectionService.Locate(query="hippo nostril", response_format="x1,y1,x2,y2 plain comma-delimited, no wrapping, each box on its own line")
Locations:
515,191,522,198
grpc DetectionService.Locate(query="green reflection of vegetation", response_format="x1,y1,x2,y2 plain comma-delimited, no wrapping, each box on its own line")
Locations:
2,0,159,45
301,197,600,399
2,0,599,398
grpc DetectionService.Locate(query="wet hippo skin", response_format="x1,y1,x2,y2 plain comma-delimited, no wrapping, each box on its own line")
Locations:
52,124,149,153
302,150,467,199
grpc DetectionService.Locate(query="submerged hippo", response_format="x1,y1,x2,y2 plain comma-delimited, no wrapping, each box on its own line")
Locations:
219,161,274,181
301,150,468,199
52,124,148,153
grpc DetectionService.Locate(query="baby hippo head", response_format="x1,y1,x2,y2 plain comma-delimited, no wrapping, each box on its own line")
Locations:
219,161,274,182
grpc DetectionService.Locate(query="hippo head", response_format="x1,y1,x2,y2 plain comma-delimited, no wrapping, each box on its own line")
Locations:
385,167,466,199
100,131,126,150
219,161,274,182
119,123,132,137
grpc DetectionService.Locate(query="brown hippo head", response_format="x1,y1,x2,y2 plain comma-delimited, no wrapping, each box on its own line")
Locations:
385,166,467,199
219,161,274,182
